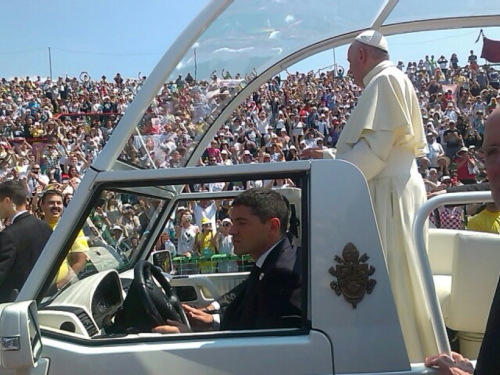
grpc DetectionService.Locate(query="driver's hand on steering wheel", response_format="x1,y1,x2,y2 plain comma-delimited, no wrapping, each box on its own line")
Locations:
152,319,192,334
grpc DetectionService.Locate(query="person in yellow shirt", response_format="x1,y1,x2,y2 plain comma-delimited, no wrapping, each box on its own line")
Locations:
40,190,88,288
468,202,500,234
195,217,217,273
453,72,466,87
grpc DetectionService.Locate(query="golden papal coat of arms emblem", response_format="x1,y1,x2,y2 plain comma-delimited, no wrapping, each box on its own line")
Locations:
329,242,376,308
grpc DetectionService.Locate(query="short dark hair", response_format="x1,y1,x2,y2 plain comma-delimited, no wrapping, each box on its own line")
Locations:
41,189,63,204
231,188,290,235
0,181,28,206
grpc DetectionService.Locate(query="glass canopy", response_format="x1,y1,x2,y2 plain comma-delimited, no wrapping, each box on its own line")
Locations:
92,0,500,172
170,0,387,81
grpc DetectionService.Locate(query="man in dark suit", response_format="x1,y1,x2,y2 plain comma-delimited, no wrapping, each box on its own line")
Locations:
0,181,52,303
425,107,500,374
153,187,301,333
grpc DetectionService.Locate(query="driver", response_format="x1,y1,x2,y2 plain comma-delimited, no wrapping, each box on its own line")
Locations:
153,187,301,333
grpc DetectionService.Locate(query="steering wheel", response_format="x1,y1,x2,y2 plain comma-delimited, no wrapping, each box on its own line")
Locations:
135,260,190,329
111,260,190,333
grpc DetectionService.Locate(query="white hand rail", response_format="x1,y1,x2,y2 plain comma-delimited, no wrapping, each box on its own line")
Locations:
413,191,493,356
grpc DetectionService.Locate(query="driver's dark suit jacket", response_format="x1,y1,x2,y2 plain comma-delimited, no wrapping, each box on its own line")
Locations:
0,212,53,303
216,238,301,330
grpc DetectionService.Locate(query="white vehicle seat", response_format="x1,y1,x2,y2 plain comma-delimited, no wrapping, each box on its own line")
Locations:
428,228,457,309
445,231,500,359
428,229,500,358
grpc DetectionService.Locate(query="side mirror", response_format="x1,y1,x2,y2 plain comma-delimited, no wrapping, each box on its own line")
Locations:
0,300,42,371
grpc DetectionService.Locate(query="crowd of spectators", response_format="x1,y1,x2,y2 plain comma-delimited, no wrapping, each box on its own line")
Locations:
0,49,498,240
0,72,143,224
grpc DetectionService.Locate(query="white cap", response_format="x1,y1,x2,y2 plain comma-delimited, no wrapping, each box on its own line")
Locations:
355,30,388,52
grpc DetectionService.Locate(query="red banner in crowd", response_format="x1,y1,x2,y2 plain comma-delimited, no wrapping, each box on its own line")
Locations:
481,37,500,63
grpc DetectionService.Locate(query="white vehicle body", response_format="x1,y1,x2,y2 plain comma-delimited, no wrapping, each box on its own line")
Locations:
1,1,500,374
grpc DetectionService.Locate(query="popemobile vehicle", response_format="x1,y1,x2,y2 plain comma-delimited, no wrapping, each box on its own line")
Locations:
2,1,500,374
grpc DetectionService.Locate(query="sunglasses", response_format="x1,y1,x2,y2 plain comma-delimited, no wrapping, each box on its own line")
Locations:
223,222,231,227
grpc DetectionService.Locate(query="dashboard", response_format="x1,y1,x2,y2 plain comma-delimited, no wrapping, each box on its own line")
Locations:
37,268,223,338
39,270,124,338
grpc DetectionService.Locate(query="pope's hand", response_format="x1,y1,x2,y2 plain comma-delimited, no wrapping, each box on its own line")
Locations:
300,148,323,159
428,189,447,199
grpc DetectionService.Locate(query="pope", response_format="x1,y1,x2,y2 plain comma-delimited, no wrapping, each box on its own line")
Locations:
302,30,435,361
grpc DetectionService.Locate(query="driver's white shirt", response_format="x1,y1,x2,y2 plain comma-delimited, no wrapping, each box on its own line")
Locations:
255,239,282,268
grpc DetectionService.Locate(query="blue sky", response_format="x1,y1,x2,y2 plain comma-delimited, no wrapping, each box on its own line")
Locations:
2,0,500,80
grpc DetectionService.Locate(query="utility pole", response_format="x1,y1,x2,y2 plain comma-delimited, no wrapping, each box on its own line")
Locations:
48,47,53,80
194,48,197,81
333,47,337,78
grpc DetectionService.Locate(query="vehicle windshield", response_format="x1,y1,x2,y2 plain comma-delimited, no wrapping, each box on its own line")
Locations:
39,171,304,305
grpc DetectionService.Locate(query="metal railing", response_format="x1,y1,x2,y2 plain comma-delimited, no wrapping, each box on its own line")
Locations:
413,191,493,356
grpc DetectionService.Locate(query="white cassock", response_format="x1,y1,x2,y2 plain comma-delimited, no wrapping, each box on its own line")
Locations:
324,60,437,361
